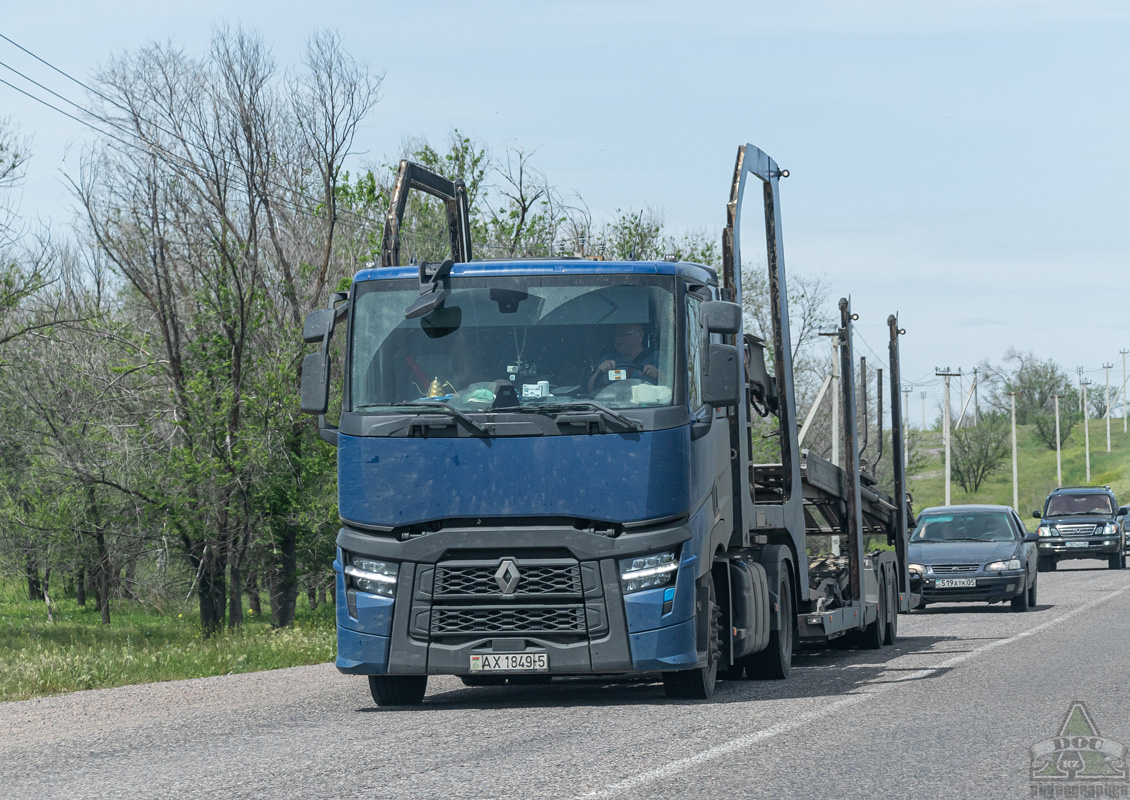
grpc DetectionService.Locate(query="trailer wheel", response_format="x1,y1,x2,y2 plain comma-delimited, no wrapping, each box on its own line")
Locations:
368,675,428,706
862,573,886,649
748,574,794,679
662,573,720,700
883,567,898,645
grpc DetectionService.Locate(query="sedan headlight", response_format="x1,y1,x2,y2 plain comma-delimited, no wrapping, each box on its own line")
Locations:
908,563,925,576
345,556,398,597
987,558,1022,571
620,551,678,594
1037,525,1053,537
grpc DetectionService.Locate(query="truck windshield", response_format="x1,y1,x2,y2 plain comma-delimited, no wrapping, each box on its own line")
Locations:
349,274,678,412
1045,494,1113,516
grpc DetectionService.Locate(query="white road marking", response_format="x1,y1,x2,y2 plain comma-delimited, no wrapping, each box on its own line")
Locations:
576,585,1129,799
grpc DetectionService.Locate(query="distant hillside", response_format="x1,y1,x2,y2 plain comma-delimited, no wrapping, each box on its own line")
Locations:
906,418,1130,528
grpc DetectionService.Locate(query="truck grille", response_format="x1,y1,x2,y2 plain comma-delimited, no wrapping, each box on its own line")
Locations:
435,563,582,598
931,564,979,574
431,605,587,635
1056,524,1099,537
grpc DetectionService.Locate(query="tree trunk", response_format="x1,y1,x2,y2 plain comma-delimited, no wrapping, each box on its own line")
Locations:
95,528,112,625
75,568,86,607
198,553,227,636
269,525,298,628
43,565,53,623
307,580,319,611
245,570,262,617
228,563,244,629
25,557,42,602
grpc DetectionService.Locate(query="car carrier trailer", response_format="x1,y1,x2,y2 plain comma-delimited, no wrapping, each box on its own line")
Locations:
299,142,918,705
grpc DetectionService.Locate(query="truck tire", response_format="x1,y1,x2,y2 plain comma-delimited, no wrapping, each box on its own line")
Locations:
748,574,794,679
883,567,898,646
861,570,886,649
368,675,428,706
662,573,720,700
1037,555,1056,572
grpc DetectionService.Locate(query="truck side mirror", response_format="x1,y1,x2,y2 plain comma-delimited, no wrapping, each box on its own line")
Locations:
701,343,740,406
303,309,334,344
702,300,741,334
300,352,329,415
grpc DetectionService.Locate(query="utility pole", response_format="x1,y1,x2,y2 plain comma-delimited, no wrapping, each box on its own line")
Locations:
937,367,960,505
920,391,926,430
1104,362,1114,452
1017,388,1026,512
1122,349,1128,433
1053,393,1063,487
1077,366,1084,416
972,367,979,426
902,386,912,474
1081,378,1092,483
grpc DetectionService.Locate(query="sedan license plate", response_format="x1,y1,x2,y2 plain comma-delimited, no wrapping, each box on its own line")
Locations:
1066,540,1090,548
935,578,977,588
469,653,549,673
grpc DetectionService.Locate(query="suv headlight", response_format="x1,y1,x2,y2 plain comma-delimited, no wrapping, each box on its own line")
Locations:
620,551,678,594
1104,522,1120,536
344,556,398,597
1037,525,1053,537
987,558,1022,571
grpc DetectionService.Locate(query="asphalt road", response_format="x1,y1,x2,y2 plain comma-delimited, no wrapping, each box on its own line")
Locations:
3,561,1129,800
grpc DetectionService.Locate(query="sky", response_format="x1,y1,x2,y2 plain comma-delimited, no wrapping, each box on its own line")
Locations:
2,0,1129,422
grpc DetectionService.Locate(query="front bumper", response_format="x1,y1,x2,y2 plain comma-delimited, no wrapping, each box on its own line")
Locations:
911,572,1025,604
333,513,711,677
1038,538,1121,560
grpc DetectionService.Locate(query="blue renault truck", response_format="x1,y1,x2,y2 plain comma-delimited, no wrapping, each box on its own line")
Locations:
300,143,917,704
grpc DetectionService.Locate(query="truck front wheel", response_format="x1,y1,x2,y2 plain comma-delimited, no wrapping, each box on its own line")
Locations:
662,573,720,700
368,675,428,706
748,574,794,679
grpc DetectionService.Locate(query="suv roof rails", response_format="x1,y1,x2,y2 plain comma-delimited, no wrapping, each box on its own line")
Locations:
1053,485,1112,492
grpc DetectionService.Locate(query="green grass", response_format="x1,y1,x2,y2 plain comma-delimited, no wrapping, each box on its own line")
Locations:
0,583,335,702
908,417,1130,527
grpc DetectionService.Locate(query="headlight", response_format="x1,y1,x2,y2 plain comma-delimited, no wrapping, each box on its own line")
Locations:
620,551,678,594
908,563,925,576
1104,522,1120,536
987,559,1022,571
345,556,398,597
1037,525,1053,537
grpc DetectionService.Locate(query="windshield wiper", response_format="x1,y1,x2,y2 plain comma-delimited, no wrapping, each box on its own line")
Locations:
514,401,644,432
357,402,489,434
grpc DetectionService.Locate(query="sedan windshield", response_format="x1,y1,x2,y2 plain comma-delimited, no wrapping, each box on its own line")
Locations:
349,274,678,412
1045,493,1113,516
912,512,1018,542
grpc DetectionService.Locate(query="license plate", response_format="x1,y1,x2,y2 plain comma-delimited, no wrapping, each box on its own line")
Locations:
1066,540,1090,548
469,653,549,672
935,578,977,588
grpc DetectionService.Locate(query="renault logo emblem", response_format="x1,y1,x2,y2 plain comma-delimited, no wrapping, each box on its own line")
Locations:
494,559,521,595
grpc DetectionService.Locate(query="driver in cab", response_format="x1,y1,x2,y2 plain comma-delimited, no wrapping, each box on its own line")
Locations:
587,323,659,393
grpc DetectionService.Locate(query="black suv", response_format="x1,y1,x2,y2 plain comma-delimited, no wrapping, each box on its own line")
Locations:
1033,486,1128,571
